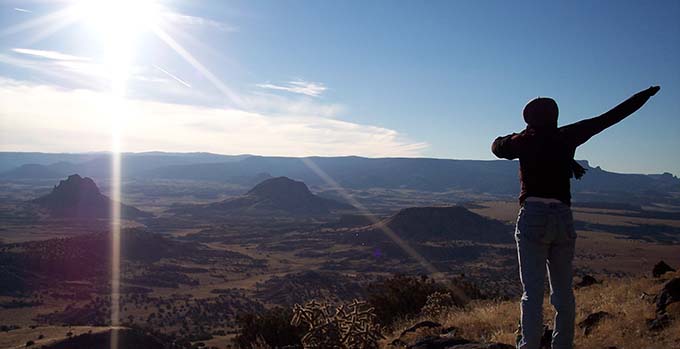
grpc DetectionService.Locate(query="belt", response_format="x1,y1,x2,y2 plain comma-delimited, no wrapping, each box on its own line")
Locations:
525,197,563,204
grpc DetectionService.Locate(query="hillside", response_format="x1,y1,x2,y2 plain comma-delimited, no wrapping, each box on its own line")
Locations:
0,229,203,295
384,271,680,349
0,326,164,349
32,174,147,219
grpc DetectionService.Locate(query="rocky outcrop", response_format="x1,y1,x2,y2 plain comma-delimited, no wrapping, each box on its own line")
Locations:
372,206,510,243
205,176,353,216
33,174,147,219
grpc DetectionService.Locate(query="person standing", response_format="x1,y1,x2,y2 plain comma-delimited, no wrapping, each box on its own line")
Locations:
491,86,661,349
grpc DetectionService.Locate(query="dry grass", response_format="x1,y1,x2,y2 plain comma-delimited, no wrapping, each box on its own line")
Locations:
383,272,680,349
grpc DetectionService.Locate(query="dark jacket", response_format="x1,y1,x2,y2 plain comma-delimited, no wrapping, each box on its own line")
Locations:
492,90,656,205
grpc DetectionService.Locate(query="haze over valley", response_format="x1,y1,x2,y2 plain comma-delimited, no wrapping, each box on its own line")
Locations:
1,151,679,347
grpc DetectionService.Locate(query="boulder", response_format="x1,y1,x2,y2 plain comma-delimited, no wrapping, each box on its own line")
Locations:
575,275,599,288
647,313,672,331
578,311,612,335
400,321,442,337
407,335,471,349
652,261,676,278
447,344,514,349
656,277,680,313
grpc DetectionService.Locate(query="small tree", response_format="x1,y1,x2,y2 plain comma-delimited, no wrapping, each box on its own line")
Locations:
366,274,449,326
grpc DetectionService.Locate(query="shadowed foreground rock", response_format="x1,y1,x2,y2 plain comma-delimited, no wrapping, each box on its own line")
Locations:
394,320,513,349
653,261,676,278
656,277,680,313
575,274,599,289
407,337,514,349
578,311,612,335
648,277,680,331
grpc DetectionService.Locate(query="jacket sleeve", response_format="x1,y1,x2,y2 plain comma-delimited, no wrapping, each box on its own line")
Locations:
491,133,521,160
560,89,655,147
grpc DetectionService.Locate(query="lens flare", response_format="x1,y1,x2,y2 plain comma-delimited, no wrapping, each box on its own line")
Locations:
68,0,159,346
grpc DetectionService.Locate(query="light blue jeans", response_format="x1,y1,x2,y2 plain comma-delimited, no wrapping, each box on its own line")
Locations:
515,201,576,349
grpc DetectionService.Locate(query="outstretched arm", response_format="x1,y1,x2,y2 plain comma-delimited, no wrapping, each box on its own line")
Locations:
562,86,660,147
492,129,534,160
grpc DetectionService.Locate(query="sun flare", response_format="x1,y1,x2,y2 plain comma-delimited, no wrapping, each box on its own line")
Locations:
69,0,161,93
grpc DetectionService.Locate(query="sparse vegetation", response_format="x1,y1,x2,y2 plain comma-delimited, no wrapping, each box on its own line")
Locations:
384,272,680,348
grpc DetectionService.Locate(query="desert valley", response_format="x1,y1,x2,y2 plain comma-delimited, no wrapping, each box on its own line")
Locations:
0,152,679,348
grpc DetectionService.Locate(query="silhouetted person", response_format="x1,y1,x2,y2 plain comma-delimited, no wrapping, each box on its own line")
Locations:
491,86,660,349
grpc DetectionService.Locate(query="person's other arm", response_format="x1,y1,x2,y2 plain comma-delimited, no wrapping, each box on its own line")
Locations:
562,86,660,147
492,131,530,160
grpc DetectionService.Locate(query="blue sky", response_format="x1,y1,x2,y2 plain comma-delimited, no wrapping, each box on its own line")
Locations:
0,0,678,175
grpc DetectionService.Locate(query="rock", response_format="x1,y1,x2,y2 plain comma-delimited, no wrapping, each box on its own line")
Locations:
577,311,612,335
575,274,598,288
652,261,676,278
647,313,672,331
391,338,408,347
440,326,458,336
447,344,514,349
407,336,470,349
406,337,513,349
400,321,443,337
656,277,680,313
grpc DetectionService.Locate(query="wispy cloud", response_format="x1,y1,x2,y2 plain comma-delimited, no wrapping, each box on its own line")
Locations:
0,79,428,157
257,80,327,97
2,48,188,92
163,12,237,32
14,8,32,13
12,48,90,61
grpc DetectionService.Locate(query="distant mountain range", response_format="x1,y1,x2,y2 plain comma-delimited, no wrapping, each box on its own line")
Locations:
2,152,679,204
33,174,147,219
173,176,353,216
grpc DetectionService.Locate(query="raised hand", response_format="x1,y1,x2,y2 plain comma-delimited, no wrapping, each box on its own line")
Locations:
648,85,661,96
642,85,661,97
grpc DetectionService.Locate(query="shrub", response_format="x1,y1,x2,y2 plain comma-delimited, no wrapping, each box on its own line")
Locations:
366,274,449,326
421,291,456,317
234,307,304,348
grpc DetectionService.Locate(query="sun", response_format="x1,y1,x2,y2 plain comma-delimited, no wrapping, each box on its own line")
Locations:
71,0,161,40
69,0,162,92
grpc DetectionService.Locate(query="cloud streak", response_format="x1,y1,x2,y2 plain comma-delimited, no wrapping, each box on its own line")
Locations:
0,79,428,157
12,48,90,61
257,80,327,97
163,12,237,32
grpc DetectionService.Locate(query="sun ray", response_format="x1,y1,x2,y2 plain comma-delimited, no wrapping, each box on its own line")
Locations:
151,25,243,106
0,7,73,37
23,16,80,46
299,158,468,302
